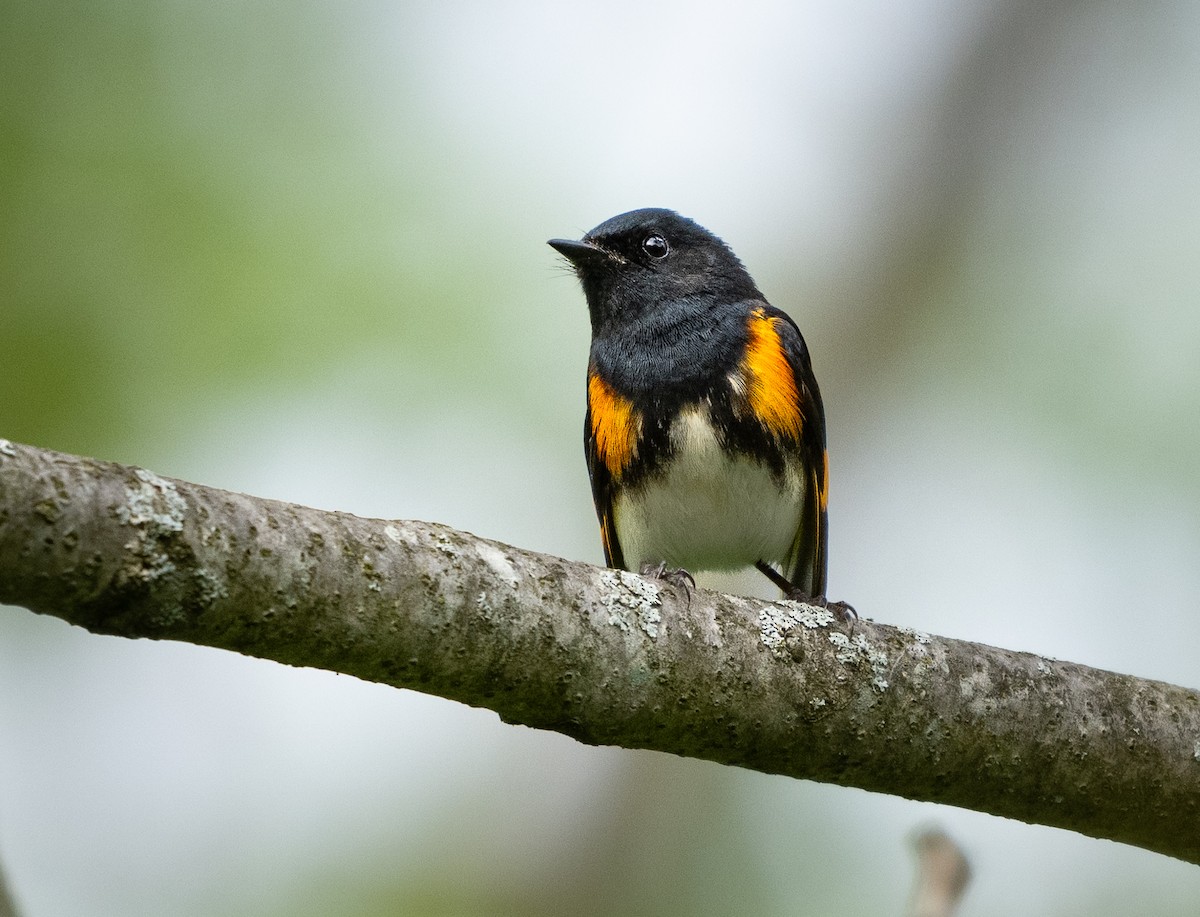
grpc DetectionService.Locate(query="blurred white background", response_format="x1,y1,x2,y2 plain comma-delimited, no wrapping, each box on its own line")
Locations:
2,1,1199,913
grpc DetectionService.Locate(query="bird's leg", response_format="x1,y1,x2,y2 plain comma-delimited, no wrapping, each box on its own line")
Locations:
754,560,857,623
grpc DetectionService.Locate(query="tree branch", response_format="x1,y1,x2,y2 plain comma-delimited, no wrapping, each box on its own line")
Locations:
1,439,1198,863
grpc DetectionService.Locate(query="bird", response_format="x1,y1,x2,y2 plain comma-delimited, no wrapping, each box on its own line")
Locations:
549,208,834,605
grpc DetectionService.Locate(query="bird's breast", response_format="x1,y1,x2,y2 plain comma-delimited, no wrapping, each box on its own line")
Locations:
612,405,805,573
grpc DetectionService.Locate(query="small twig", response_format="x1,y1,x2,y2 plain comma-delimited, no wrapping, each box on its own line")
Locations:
905,827,971,917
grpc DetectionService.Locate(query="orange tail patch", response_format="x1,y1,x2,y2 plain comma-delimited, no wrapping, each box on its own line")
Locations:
743,308,803,439
820,448,829,511
588,370,641,478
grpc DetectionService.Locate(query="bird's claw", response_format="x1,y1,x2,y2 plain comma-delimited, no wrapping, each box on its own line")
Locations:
639,562,695,602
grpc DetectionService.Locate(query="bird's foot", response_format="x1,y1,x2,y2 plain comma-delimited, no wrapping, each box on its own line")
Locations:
789,591,858,624
754,561,856,623
639,561,696,603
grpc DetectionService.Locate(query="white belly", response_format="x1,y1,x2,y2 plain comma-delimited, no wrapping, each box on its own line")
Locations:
613,407,804,573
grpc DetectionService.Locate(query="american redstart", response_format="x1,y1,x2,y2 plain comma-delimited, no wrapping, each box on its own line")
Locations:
550,208,839,606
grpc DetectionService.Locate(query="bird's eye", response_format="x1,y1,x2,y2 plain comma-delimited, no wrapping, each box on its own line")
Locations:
641,233,669,259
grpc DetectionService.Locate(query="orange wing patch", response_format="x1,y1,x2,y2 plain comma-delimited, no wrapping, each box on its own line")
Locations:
588,370,641,478
742,308,803,440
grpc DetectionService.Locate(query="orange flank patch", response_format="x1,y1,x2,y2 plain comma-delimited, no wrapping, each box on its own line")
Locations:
743,308,803,439
588,370,641,478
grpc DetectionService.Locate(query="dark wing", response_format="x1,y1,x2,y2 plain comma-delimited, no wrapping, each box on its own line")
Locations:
766,305,829,600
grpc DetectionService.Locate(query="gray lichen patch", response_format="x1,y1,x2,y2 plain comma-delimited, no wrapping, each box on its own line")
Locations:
383,524,409,545
191,566,228,609
759,600,836,652
898,625,932,646
828,631,891,693
474,542,520,590
114,469,187,585
361,553,384,592
598,570,662,639
116,469,186,534
893,626,954,687
958,669,998,717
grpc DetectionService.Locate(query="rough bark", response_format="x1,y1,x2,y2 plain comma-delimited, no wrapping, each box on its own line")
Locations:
1,439,1198,863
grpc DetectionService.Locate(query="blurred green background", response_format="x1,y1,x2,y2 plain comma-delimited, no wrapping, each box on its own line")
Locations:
3,1,1200,914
